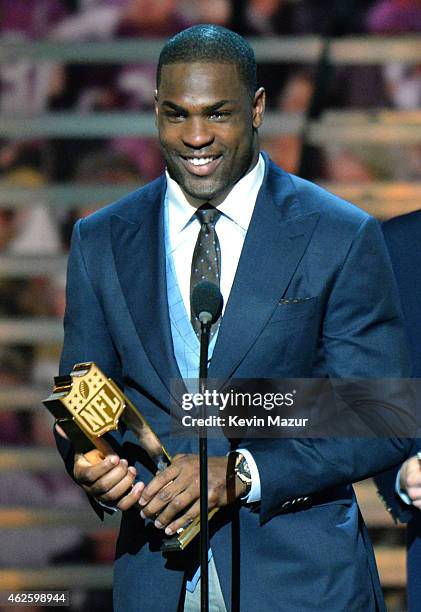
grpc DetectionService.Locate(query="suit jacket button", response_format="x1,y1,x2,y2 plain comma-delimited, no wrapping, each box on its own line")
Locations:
281,500,292,509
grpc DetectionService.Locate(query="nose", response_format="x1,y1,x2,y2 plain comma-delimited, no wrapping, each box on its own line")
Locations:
181,117,214,149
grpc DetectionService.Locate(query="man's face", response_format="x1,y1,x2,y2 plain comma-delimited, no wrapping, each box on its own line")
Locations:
155,62,265,204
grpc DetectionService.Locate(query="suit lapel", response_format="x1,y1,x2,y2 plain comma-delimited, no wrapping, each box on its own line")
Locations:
110,178,182,395
110,161,319,391
209,159,319,381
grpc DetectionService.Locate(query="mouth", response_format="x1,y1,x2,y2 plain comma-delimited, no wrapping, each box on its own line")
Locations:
179,154,222,177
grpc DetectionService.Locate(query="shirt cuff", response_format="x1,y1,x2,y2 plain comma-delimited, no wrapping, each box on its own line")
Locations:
236,448,261,503
395,468,412,506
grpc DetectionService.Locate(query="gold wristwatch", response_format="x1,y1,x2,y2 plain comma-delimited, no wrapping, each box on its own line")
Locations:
234,452,252,496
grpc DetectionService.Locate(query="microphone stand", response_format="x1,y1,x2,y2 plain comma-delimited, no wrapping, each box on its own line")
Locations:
192,281,223,612
198,318,211,612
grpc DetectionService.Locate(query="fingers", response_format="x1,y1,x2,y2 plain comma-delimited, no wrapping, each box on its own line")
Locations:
97,463,137,502
139,454,194,521
407,489,421,508
74,453,144,511
400,455,421,507
140,455,187,505
116,481,145,512
404,469,421,506
164,500,200,536
139,454,231,532
406,470,421,489
144,486,195,529
73,453,120,485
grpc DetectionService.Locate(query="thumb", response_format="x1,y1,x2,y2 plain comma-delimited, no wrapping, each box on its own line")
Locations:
83,448,106,465
73,449,108,482
74,449,107,470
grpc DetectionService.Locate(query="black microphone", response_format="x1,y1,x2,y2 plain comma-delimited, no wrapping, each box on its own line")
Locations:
191,281,223,328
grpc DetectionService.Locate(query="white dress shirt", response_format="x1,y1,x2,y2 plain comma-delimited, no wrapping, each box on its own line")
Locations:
165,154,265,503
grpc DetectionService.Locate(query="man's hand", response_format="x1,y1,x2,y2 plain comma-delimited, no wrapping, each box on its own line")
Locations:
138,454,246,536
399,455,421,509
55,422,144,511
73,452,144,511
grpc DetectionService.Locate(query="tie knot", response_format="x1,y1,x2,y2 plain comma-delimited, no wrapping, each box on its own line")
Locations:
195,204,221,228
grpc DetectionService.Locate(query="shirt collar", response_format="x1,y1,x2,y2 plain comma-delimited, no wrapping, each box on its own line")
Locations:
165,153,265,239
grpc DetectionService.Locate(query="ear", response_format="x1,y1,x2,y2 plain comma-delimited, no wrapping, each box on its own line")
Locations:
252,87,265,129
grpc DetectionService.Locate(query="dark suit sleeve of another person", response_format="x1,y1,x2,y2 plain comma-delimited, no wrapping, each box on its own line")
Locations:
241,214,415,524
374,212,421,523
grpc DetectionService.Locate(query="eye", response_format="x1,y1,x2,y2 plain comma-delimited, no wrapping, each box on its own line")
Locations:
209,111,231,121
164,111,186,122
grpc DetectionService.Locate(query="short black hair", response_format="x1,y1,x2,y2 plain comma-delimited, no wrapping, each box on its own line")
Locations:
157,24,257,98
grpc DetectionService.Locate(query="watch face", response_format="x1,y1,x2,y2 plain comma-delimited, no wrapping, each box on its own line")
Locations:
242,460,251,478
236,455,252,484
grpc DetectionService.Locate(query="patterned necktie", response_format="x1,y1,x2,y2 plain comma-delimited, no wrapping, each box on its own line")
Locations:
190,204,222,338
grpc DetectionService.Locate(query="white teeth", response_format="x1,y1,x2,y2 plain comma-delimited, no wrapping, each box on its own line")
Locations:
187,157,214,166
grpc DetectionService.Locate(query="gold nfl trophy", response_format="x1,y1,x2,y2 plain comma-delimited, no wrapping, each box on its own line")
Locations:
43,362,216,551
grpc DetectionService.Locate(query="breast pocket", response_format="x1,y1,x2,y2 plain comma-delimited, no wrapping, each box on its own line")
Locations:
269,296,318,323
245,296,320,376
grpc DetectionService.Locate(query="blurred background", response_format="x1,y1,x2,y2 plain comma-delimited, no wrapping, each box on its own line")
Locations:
0,1,420,610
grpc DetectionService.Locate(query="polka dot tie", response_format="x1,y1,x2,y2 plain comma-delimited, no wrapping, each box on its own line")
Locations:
190,203,221,338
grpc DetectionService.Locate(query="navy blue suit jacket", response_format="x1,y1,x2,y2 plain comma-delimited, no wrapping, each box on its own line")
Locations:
57,156,414,611
375,210,421,610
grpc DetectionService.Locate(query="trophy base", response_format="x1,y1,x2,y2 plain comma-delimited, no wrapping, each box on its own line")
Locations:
160,520,200,552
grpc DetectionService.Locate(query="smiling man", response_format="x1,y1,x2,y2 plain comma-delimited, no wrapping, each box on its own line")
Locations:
155,60,263,203
55,25,414,612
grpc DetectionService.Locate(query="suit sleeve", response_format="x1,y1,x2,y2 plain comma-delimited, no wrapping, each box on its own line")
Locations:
374,461,419,523
59,219,123,382
373,215,421,523
55,218,123,517
242,216,416,524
